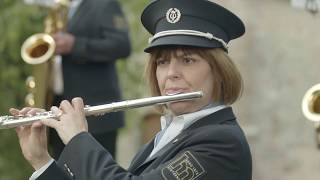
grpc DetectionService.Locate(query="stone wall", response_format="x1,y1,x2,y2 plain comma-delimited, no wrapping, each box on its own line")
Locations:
217,0,320,179
117,1,320,179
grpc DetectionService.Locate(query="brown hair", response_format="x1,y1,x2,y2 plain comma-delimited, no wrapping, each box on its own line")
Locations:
145,47,243,106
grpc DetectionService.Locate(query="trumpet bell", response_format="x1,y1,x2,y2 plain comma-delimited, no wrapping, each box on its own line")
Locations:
302,84,320,122
21,33,56,64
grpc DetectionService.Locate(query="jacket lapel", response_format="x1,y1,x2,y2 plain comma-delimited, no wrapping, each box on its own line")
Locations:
141,131,190,164
132,107,236,173
185,107,236,130
128,139,155,172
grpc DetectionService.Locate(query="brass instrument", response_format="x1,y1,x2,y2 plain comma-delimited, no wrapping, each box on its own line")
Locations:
302,84,320,148
21,0,69,65
22,0,69,107
0,91,203,129
21,33,56,65
302,84,320,122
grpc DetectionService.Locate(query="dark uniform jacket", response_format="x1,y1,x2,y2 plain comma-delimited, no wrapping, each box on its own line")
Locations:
37,107,252,180
61,0,131,133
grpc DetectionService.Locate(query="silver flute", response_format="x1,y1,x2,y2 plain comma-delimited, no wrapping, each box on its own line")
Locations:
0,91,203,129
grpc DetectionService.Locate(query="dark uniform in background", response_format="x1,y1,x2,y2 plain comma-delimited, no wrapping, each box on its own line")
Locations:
49,0,131,158
36,0,252,179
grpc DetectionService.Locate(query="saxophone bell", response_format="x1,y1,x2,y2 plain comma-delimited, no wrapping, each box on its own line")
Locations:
21,33,56,65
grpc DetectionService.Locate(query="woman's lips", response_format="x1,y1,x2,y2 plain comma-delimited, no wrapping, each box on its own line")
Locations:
164,88,189,95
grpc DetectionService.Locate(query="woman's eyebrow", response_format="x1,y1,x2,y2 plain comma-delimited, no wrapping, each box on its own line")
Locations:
177,54,196,59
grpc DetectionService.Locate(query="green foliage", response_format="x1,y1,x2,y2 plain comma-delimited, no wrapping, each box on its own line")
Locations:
117,0,152,129
0,1,44,112
120,0,150,52
0,0,151,179
0,1,48,179
118,0,150,97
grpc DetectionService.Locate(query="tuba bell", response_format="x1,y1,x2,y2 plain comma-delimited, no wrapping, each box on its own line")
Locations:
302,83,320,122
302,83,320,149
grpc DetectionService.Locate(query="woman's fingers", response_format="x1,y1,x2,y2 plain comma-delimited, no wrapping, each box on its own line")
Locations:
51,106,63,118
72,97,85,114
31,121,44,129
59,100,74,112
19,107,32,115
15,125,30,139
42,107,61,128
15,126,24,137
57,98,85,117
27,108,45,116
41,118,58,129
30,122,45,139
10,107,45,117
9,108,20,116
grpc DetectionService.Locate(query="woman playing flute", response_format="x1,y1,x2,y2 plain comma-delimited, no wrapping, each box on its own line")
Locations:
11,0,252,179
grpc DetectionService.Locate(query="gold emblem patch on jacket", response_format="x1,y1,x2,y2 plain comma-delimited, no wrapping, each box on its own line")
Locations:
113,15,128,31
161,151,206,180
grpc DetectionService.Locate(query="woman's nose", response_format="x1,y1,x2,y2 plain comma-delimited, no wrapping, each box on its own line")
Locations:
167,62,181,80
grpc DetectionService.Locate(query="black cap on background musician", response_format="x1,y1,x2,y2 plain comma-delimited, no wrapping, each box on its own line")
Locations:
141,0,245,52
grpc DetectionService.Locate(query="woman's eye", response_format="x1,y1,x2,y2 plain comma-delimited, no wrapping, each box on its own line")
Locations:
156,59,168,65
183,57,196,64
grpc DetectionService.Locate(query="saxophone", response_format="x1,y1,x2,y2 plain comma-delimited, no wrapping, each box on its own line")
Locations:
21,0,70,108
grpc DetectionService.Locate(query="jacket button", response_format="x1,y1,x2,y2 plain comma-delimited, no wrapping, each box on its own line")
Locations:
64,163,75,178
173,138,179,144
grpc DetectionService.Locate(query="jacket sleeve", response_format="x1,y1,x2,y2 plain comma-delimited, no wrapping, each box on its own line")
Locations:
67,0,131,63
42,125,250,180
36,161,71,180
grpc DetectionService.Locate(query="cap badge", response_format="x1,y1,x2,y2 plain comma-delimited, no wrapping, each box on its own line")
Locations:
166,8,181,24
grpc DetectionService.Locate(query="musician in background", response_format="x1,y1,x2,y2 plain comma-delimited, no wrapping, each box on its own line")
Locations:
49,0,131,159
12,0,251,179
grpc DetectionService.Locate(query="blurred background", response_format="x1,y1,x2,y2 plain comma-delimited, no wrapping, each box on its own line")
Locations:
0,0,320,179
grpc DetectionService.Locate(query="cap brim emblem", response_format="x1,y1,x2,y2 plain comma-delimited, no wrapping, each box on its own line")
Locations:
166,8,181,24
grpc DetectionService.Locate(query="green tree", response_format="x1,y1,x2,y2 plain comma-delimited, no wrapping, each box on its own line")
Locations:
0,0,150,179
117,0,152,128
0,1,43,112
0,0,45,179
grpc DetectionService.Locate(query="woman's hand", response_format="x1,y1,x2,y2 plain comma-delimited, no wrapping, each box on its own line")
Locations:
42,97,88,145
11,107,52,170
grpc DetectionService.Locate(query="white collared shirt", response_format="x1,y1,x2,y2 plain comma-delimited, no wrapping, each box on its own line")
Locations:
148,104,227,158
52,0,83,95
29,159,54,180
68,0,83,18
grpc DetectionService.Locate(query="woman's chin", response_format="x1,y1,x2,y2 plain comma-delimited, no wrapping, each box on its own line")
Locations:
168,102,193,115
